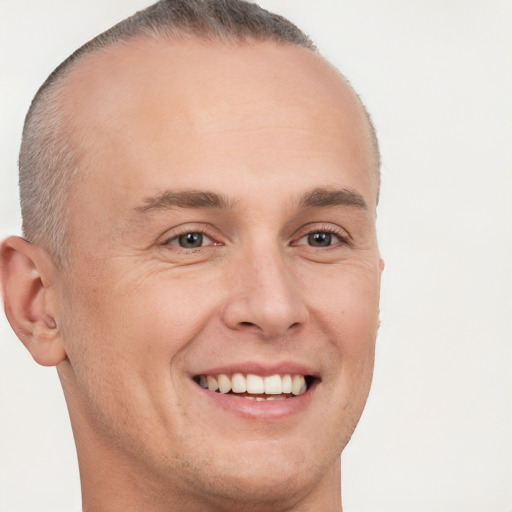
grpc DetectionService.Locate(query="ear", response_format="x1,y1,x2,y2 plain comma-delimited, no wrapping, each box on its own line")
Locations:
1,236,66,366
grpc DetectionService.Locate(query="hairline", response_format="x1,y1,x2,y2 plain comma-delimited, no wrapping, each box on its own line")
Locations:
20,10,380,266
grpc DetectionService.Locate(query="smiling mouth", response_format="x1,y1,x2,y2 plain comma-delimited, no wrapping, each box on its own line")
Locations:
193,373,316,400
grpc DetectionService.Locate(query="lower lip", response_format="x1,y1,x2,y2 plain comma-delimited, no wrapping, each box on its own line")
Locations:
195,381,317,421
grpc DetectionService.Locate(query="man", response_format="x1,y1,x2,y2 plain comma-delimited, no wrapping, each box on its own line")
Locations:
1,0,383,510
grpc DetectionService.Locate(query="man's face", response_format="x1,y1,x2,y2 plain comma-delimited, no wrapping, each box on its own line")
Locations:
54,38,382,507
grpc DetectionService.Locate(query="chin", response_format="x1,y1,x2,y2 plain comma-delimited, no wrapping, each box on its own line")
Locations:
170,438,334,510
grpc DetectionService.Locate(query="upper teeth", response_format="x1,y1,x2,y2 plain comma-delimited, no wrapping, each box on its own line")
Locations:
198,373,308,396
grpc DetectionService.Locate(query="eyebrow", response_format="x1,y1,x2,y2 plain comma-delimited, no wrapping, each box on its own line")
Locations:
135,190,232,213
134,186,367,214
299,188,368,210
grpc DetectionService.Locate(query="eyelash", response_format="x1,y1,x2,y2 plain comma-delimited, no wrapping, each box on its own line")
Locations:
292,224,350,249
162,226,219,249
161,223,349,251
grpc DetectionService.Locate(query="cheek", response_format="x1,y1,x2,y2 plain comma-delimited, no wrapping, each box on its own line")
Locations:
337,268,380,379
124,273,223,363
306,259,381,339
308,261,380,401
56,274,210,452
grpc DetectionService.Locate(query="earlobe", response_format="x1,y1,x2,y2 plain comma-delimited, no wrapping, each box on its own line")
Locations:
1,236,66,367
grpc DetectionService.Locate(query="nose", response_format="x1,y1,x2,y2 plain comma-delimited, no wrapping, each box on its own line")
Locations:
221,245,309,339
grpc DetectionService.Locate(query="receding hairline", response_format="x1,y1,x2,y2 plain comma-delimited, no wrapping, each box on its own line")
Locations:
58,31,380,167
58,36,381,267
19,15,317,266
26,0,318,120
19,0,380,265
65,34,380,197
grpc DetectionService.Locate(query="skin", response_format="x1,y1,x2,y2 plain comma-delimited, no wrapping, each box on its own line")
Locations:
1,37,383,511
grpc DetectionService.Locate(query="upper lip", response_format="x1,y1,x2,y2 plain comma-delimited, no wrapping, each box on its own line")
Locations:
190,361,320,378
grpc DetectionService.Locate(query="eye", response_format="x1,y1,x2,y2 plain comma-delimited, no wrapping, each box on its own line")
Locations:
294,228,347,248
306,232,336,247
166,232,212,249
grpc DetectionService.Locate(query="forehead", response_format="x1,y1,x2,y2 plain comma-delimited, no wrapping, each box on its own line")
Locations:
60,37,376,218
65,36,362,120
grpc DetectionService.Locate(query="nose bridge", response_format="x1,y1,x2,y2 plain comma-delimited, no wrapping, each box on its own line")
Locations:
223,239,307,338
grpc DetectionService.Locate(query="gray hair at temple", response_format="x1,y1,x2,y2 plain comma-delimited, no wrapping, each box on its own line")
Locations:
19,0,380,264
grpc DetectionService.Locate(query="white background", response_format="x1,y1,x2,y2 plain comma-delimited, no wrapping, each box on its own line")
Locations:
1,1,511,511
